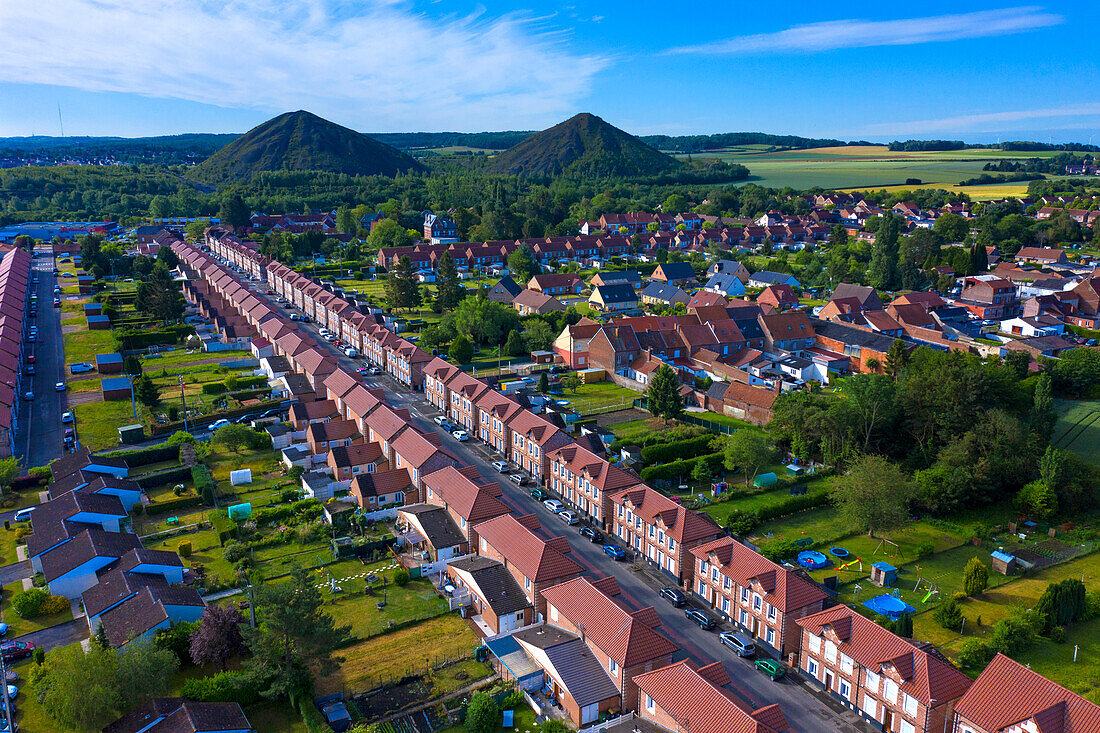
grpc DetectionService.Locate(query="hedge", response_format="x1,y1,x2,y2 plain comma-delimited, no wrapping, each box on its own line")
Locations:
640,435,717,465
227,388,270,402
226,375,268,390
210,510,237,546
202,382,228,395
639,452,723,482
145,495,203,516
103,443,181,467
134,465,193,489
181,671,263,705
754,490,830,522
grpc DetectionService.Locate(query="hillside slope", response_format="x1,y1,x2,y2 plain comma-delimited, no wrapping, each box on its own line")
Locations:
488,113,680,178
193,110,423,183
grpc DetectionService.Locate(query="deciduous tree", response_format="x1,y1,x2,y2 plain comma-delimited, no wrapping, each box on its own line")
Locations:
829,454,913,537
723,430,777,489
190,604,247,671
646,365,683,423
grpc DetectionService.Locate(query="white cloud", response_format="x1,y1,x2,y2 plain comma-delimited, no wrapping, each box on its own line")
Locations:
0,0,608,131
667,6,1062,55
860,104,1100,136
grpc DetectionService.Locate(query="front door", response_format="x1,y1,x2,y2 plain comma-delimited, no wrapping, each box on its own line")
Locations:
752,618,759,636
824,671,834,692
882,709,893,731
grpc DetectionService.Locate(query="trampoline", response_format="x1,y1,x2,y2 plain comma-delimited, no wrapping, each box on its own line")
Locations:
829,547,850,558
797,550,829,570
862,593,916,620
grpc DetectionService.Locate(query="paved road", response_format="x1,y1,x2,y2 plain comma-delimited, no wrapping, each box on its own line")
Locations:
0,562,31,587
228,278,868,733
15,248,67,469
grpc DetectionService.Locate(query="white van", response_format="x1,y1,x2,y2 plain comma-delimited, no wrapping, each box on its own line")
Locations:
14,507,35,522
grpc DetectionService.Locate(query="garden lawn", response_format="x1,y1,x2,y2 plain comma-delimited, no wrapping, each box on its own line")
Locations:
1,582,75,638
433,705,535,733
316,614,478,694
703,476,833,527
140,348,250,370
0,524,26,566
243,700,310,733
62,327,116,365
73,400,149,451
913,551,1100,662
1052,398,1100,464
319,567,450,639
428,659,493,698
557,380,639,414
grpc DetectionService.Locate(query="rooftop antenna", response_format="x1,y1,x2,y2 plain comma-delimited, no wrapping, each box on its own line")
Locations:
57,103,64,137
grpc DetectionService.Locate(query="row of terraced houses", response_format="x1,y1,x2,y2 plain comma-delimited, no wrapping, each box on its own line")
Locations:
190,227,1100,733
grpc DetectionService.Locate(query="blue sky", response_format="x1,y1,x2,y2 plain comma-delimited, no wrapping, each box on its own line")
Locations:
1,1,1098,143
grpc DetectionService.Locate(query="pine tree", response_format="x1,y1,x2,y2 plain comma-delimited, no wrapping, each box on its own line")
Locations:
135,375,160,406
646,364,683,423
963,557,989,596
504,329,525,356
434,251,463,310
385,255,420,311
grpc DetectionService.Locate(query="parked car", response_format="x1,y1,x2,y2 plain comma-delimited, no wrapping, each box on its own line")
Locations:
508,473,527,486
491,461,508,473
55,382,66,391
659,586,687,607
290,313,303,321
529,487,547,501
53,298,61,307
21,392,33,401
433,415,450,426
23,365,33,376
754,659,785,680
579,526,603,543
603,544,627,561
368,366,381,375
558,510,580,525
685,608,717,630
719,631,756,657
69,362,93,373
0,641,33,663
208,419,231,431
61,412,74,424
12,508,34,523
451,430,469,441
542,498,564,513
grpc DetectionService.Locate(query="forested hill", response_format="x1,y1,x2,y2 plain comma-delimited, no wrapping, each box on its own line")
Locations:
192,111,424,184
487,113,681,178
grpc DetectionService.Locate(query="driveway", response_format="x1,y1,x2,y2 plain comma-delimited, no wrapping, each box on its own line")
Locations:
232,281,868,732
0,562,31,587
15,248,67,468
13,616,88,650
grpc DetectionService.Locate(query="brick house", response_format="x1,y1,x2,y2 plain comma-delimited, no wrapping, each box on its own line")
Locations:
528,273,583,295
587,325,641,376
757,283,800,310
609,485,724,583
327,442,387,481
759,312,816,352
690,536,828,658
349,468,411,514
589,283,640,313
958,278,1018,319
476,390,524,455
813,319,901,374
472,513,583,618
650,262,697,287
390,427,462,499
548,443,642,529
446,555,533,635
444,372,490,433
513,289,565,316
796,605,972,733
423,465,509,547
305,419,362,453
505,410,572,482
424,357,461,413
951,653,1100,733
541,577,678,713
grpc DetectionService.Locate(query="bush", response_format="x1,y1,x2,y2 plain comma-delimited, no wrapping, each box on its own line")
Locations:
758,538,801,563
1050,625,1067,643
178,541,192,558
915,541,935,560
223,542,248,563
39,594,69,616
210,510,237,546
192,464,216,504
145,495,202,516
202,382,228,395
964,557,989,596
956,638,996,671
32,647,44,665
11,587,48,618
639,452,723,482
502,690,524,710
724,509,759,536
393,568,410,587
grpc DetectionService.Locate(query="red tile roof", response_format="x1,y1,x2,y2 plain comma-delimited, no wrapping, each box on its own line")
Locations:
473,514,582,582
610,485,722,544
796,605,972,706
423,466,509,524
541,577,678,667
954,653,1100,733
633,660,787,733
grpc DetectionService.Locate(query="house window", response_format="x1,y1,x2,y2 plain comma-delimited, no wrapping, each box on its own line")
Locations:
862,694,878,720
739,609,748,625
644,694,655,713
839,680,851,700
807,633,821,654
765,627,775,645
865,669,879,693
711,568,719,582
767,604,777,621
609,659,618,675
753,594,763,611
903,694,918,717
722,576,731,590
549,606,557,621
900,723,915,733
884,679,898,704
806,658,819,679
740,587,749,603
721,597,730,613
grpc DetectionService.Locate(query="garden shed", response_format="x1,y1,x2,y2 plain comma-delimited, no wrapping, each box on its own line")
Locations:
870,561,897,588
991,550,1018,576
753,472,778,488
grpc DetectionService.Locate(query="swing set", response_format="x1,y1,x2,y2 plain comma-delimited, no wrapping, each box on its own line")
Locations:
873,537,901,560
912,576,940,604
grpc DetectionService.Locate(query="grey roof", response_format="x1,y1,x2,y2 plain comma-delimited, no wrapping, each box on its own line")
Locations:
104,698,251,733
401,504,466,549
655,262,696,280
750,270,796,285
811,319,897,352
449,555,530,616
705,380,731,400
640,282,688,303
593,283,638,303
40,527,144,582
704,273,743,293
512,627,620,707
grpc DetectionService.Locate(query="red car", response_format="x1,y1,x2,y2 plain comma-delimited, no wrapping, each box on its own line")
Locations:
1,640,34,662
25,354,34,364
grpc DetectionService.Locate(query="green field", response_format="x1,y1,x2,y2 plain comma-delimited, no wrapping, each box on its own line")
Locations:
681,144,1063,195
1052,398,1100,464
